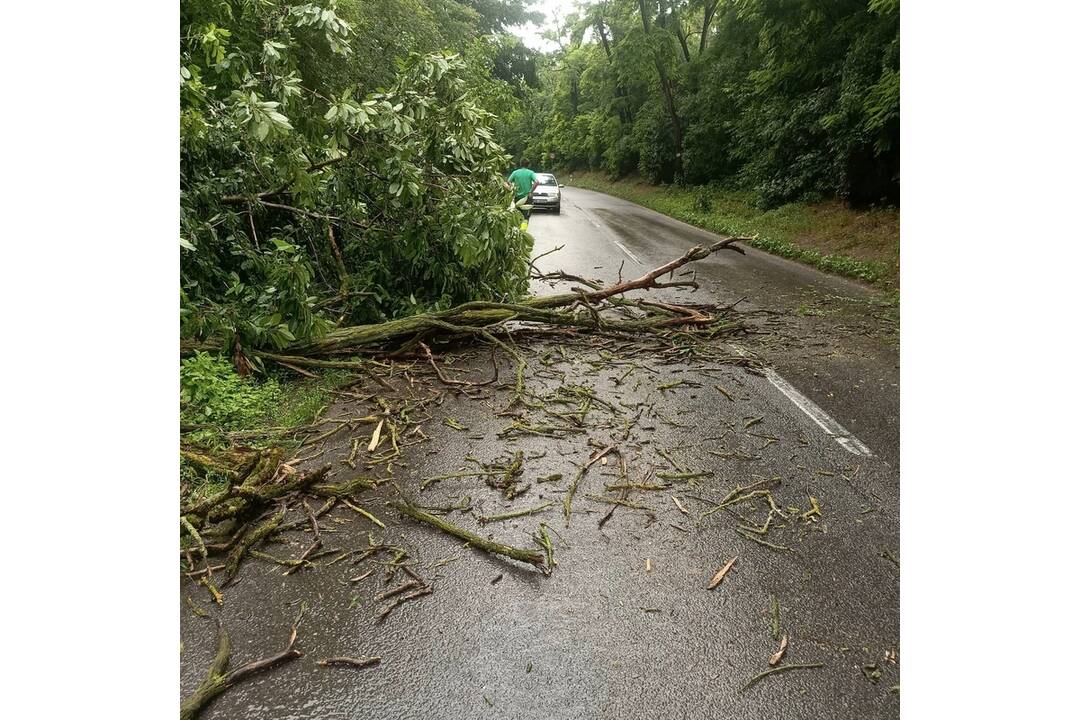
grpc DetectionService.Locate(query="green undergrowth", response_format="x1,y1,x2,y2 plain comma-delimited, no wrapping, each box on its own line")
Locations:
180,353,348,510
180,352,346,448
567,173,898,286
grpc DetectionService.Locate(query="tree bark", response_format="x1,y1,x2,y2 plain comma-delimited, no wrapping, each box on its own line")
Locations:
700,0,719,54
670,2,692,63
638,0,685,176
596,18,633,123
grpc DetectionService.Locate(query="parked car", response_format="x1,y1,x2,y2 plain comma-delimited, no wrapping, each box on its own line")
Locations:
530,172,563,214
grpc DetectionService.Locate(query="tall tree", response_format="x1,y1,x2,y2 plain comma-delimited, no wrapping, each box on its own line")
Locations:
698,0,719,53
638,0,685,177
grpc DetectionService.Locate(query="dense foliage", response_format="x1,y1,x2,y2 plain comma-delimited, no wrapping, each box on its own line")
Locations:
181,352,281,429
498,0,899,207
181,0,542,352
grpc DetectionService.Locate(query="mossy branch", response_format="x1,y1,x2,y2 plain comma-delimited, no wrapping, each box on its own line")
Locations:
390,500,545,569
180,618,303,720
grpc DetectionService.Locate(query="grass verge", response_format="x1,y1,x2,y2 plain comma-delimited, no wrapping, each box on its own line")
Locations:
566,172,898,286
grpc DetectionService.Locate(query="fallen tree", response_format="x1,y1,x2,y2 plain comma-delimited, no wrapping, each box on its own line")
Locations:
180,237,751,607
181,236,750,362
287,237,748,356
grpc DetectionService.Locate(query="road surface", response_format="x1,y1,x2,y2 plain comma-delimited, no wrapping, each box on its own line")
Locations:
529,186,899,468
181,186,900,719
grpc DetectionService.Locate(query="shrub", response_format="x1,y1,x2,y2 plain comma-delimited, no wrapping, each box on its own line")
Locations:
180,353,280,430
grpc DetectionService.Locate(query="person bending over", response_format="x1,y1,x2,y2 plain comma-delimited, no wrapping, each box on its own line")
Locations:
506,166,539,224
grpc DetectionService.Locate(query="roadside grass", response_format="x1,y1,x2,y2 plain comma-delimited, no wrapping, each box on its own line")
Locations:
181,352,348,444
180,353,349,502
565,172,899,287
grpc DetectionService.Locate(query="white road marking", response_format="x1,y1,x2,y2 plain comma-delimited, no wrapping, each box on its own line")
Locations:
761,367,874,456
568,192,871,456
611,239,641,264
731,346,874,457
570,198,644,265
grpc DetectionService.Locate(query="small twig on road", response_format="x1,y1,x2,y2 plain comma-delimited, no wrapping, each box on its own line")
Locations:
740,663,824,692
316,656,381,669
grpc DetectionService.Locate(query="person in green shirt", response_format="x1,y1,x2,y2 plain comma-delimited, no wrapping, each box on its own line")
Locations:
506,167,539,222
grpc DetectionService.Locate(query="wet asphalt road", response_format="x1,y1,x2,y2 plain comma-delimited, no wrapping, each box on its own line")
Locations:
529,187,899,468
181,186,900,718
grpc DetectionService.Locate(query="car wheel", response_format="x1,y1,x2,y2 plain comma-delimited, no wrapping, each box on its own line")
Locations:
553,204,561,215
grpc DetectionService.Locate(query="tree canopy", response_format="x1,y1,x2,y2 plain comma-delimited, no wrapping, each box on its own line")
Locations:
181,0,542,354
498,0,899,207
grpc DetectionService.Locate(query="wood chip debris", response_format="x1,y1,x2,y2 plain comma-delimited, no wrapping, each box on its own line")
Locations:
645,558,652,572
368,420,384,452
707,556,738,589
768,635,789,666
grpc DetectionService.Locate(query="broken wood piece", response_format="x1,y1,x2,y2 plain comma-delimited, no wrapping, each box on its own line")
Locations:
377,585,433,622
180,619,303,720
390,501,546,569
373,580,423,602
283,539,322,575
368,420,384,452
672,496,690,515
707,556,738,589
342,499,386,528
478,502,555,524
563,443,616,525
349,568,376,583
769,635,789,666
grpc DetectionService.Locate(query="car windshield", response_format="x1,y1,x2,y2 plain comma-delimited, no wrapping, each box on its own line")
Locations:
537,174,558,186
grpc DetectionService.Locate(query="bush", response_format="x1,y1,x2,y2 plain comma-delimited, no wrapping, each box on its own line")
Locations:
631,101,677,184
180,353,280,430
692,186,713,213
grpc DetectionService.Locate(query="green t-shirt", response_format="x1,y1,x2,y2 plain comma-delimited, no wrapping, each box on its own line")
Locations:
508,168,538,199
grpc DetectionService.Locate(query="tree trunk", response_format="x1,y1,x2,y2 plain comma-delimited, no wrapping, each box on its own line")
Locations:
638,0,684,177
700,0,719,54
596,20,613,59
670,3,692,63
597,19,632,124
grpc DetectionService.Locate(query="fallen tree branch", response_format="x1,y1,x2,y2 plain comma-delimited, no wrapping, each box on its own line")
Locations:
390,500,545,569
180,617,303,720
419,342,470,387
563,444,616,525
278,237,748,357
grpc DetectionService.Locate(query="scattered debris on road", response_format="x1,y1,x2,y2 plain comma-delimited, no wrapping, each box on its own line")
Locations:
707,556,739,589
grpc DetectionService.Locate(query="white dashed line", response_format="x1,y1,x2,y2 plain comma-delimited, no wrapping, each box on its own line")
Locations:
732,346,874,457
611,239,641,264
568,190,872,457
571,198,643,265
